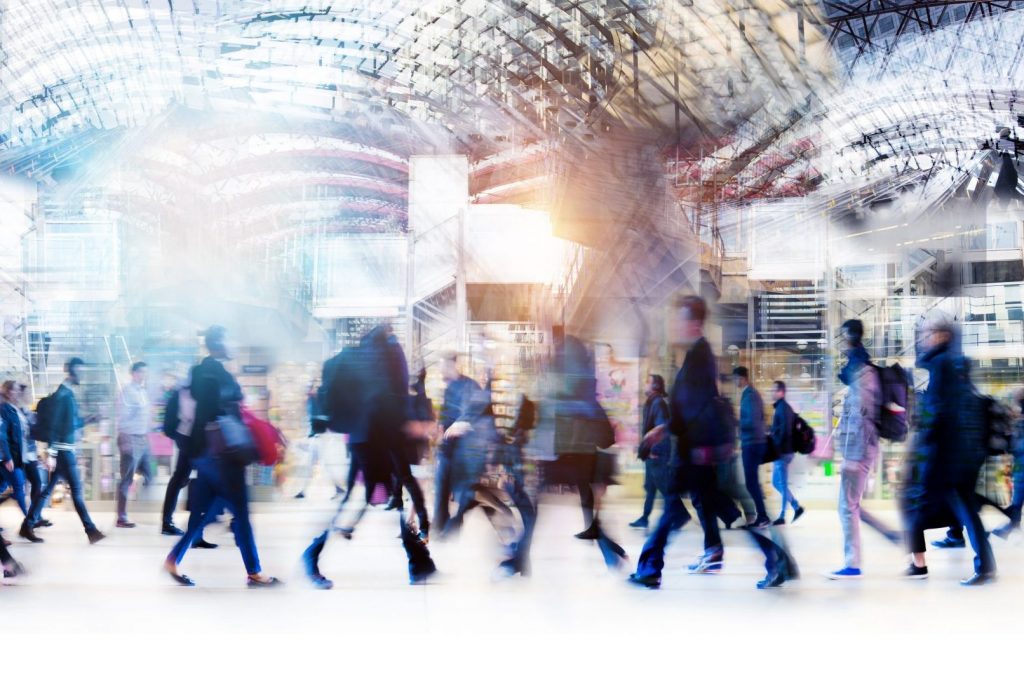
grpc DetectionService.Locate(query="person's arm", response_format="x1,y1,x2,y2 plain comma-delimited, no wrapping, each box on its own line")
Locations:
770,403,783,448
739,390,753,436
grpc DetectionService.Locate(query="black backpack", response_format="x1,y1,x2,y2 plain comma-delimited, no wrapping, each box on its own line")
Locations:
792,414,816,455
29,392,55,444
981,395,1014,456
871,362,910,442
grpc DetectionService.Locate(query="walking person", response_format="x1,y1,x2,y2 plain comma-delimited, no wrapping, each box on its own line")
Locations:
115,361,154,528
302,325,436,588
902,317,996,585
827,320,882,579
3,382,48,527
733,367,770,528
433,352,480,534
770,381,805,526
0,384,29,522
629,296,797,589
386,367,432,541
163,326,279,587
19,358,105,545
630,374,691,530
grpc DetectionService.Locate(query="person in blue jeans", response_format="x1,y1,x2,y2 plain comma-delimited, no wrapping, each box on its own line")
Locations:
164,326,279,588
20,358,105,545
770,381,804,526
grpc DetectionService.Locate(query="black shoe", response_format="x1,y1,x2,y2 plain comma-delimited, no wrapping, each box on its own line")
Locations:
627,572,661,589
757,573,786,589
19,523,42,543
772,517,786,526
628,517,649,529
410,566,437,585
86,529,106,544
294,491,305,499
960,572,996,587
161,524,185,536
116,520,136,529
792,507,805,523
247,576,283,589
2,560,25,578
335,527,354,540
904,564,928,580
574,523,600,540
932,536,965,549
34,519,53,528
384,498,401,511
192,539,218,549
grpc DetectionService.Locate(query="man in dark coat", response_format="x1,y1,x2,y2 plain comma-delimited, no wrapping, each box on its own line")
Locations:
733,367,770,528
630,374,690,530
629,296,797,589
902,318,995,585
302,325,436,588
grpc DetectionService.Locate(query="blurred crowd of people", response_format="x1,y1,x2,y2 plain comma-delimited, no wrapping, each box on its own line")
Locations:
0,297,1020,592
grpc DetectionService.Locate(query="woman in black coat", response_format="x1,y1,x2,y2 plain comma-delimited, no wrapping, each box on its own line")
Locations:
901,318,995,584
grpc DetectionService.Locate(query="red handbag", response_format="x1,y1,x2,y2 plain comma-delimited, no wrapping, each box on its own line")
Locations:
240,407,286,467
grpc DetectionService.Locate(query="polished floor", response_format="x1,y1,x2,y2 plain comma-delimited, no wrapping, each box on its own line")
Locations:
2,483,1022,648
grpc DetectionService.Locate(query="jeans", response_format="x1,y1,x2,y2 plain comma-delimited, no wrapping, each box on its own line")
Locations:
640,458,688,523
0,463,29,516
170,455,261,575
772,453,800,518
22,461,44,514
26,450,96,532
839,458,872,568
741,442,768,520
117,433,153,521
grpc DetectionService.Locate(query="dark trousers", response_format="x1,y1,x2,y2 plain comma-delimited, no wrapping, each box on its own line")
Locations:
304,439,435,580
161,445,193,527
22,461,44,514
741,442,769,520
169,456,261,574
910,485,996,575
0,464,28,516
391,448,429,534
341,446,366,505
0,530,14,566
640,459,690,524
688,463,723,551
434,450,454,531
26,450,95,532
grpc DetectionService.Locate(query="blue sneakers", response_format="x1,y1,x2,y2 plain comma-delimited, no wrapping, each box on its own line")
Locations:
827,567,862,580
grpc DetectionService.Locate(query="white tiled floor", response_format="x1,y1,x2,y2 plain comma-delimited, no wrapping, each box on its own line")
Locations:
3,489,1022,645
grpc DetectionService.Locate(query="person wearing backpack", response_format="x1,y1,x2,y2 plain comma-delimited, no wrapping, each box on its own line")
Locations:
733,367,771,529
164,326,280,588
20,357,105,544
628,296,797,589
901,316,995,585
770,381,805,526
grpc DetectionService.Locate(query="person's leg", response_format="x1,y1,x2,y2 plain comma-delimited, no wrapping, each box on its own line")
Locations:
640,462,657,521
404,473,429,535
578,481,595,529
217,460,261,576
950,484,996,577
22,462,42,514
341,446,363,504
162,448,192,529
24,458,63,529
59,451,97,532
168,468,217,568
718,457,754,521
689,464,722,552
433,451,453,532
634,494,686,579
772,460,788,518
838,460,870,569
505,473,536,575
116,434,139,523
742,443,769,521
136,436,154,488
0,464,28,516
1007,456,1024,525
